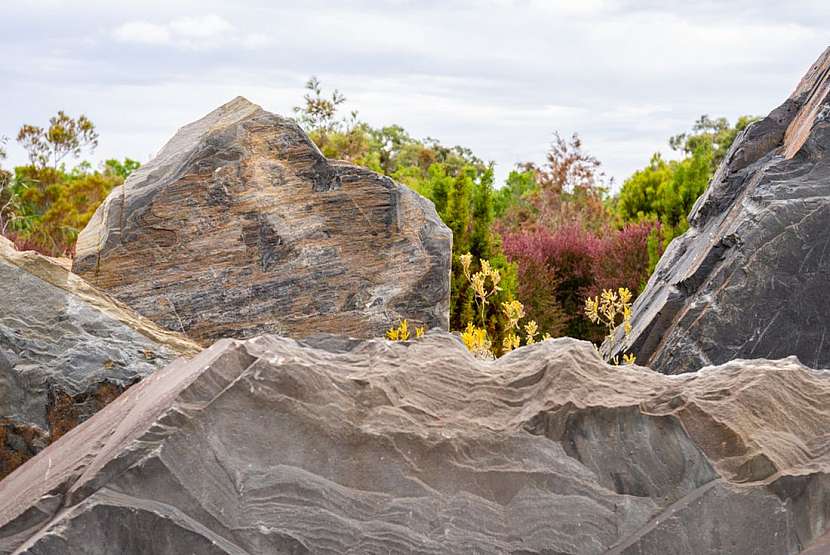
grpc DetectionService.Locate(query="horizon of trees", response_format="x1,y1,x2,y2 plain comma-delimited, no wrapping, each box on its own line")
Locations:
0,79,755,346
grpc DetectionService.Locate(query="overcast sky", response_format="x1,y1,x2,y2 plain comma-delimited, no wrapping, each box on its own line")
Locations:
2,0,828,187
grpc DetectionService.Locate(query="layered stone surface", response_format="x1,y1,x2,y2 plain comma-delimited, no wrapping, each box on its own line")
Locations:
0,236,198,479
72,97,451,345
2,331,829,554
605,47,830,374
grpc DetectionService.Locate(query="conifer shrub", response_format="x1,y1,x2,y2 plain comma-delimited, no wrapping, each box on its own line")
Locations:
4,164,124,256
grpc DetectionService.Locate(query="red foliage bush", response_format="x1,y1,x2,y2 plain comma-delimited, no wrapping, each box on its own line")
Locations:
589,221,656,296
502,220,656,342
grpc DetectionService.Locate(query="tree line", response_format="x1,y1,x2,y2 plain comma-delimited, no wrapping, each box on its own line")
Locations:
0,79,755,348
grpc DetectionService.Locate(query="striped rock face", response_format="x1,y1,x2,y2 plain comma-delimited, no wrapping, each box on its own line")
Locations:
72,97,451,346
2,332,830,554
605,47,830,375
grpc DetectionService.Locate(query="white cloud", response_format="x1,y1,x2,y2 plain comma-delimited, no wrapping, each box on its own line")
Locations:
241,33,271,49
112,14,237,49
4,1,830,188
112,21,171,45
168,14,234,39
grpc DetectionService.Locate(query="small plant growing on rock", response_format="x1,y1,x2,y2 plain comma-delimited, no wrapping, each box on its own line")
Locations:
584,287,636,365
386,320,425,341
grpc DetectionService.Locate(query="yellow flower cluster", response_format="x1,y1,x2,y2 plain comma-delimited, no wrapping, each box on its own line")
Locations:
502,299,525,329
385,319,425,342
459,252,553,358
585,287,632,337
461,253,502,325
460,322,493,359
584,287,636,365
524,320,539,345
499,298,551,353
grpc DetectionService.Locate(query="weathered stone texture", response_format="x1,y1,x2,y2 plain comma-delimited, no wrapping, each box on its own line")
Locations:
605,47,830,374
72,97,451,345
2,332,829,554
0,236,197,479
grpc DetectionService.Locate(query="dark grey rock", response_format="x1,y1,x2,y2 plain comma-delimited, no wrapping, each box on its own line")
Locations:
2,331,829,554
605,47,830,374
0,237,198,479
72,97,452,346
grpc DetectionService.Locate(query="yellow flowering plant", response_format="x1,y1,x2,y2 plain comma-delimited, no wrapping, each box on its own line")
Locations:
460,322,493,359
458,253,555,357
584,287,636,365
461,253,502,326
386,319,425,342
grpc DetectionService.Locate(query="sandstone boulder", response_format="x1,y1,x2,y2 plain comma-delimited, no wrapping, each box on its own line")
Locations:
72,98,451,345
0,236,198,480
2,331,829,554
605,47,830,374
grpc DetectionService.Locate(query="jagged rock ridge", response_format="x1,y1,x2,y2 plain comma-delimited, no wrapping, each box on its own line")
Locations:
72,97,452,345
605,47,830,374
1,332,829,554
0,236,198,480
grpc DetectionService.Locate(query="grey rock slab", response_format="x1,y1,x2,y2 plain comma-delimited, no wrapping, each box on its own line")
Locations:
0,236,198,478
2,332,829,553
605,47,830,375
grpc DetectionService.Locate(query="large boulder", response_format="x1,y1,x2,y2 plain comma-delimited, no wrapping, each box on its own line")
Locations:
606,47,830,374
2,331,829,554
72,97,451,346
0,236,198,480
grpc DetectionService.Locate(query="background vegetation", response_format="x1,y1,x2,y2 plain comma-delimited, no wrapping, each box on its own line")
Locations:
0,114,138,256
0,79,754,346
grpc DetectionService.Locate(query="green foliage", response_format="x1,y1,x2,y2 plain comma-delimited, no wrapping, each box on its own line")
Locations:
615,115,758,273
493,168,536,219
294,77,519,349
425,167,520,351
0,138,14,235
103,158,140,179
498,133,612,235
293,77,348,136
0,110,138,255
620,147,712,230
7,164,123,255
669,114,758,168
